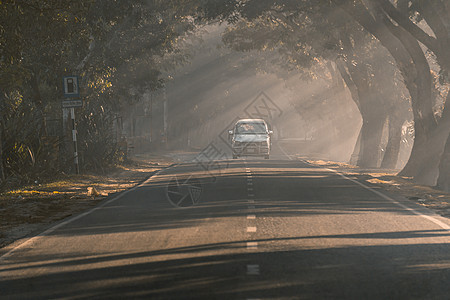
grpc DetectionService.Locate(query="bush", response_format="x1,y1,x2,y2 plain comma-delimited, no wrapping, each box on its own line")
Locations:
1,92,60,185
77,104,121,173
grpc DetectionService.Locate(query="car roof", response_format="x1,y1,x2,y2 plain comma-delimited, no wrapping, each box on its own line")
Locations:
236,119,266,124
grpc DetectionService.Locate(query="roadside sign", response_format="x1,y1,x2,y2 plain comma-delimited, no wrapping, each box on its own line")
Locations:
62,99,83,108
63,76,80,98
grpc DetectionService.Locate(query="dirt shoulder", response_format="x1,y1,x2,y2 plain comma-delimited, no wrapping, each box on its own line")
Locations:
0,153,174,250
307,159,450,219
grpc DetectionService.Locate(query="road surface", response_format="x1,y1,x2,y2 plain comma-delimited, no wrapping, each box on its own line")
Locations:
1,152,450,299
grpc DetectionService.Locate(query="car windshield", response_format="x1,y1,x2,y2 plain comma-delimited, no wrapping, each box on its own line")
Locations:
235,122,267,134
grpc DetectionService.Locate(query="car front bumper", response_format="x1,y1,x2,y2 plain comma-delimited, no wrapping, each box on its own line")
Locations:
232,142,270,156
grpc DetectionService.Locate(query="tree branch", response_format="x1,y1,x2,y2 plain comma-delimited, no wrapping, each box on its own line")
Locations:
415,0,449,43
335,58,361,112
375,0,439,52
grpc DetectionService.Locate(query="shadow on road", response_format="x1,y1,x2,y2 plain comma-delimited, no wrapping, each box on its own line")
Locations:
1,241,449,299
40,159,435,237
1,159,449,299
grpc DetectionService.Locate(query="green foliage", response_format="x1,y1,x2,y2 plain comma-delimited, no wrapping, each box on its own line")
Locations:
222,3,349,81
0,0,198,181
77,103,119,173
0,91,60,184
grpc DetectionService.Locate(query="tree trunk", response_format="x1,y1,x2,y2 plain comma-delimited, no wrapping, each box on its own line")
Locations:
399,90,450,184
435,91,450,190
344,58,387,168
436,130,450,192
404,109,450,185
335,59,363,165
335,59,360,111
344,2,437,180
336,55,388,168
389,21,437,179
399,131,448,185
380,115,404,169
349,129,361,165
357,112,386,168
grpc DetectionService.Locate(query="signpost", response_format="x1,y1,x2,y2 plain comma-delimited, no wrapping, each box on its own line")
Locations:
63,76,80,98
62,76,82,174
62,99,83,108
70,107,79,174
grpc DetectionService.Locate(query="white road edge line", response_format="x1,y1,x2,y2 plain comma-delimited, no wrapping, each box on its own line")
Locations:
247,242,258,250
0,167,170,262
328,168,450,231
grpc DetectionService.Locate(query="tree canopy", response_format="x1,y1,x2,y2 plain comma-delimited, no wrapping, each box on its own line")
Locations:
0,0,198,181
1,0,450,188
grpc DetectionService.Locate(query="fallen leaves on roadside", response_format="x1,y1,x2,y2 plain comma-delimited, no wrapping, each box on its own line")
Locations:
0,155,173,249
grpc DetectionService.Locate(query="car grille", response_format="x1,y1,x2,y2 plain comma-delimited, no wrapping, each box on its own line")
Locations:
234,142,269,154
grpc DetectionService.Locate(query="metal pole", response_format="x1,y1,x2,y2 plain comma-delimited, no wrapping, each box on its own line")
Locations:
150,93,153,143
70,107,79,174
163,88,168,140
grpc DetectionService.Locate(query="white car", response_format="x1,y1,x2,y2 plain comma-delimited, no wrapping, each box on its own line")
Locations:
229,119,272,159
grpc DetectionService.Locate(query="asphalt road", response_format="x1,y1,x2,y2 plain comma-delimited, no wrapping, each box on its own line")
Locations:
1,152,450,299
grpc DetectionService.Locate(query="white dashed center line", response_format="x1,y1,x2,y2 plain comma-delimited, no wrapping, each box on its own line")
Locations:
247,264,260,275
244,163,260,286
247,227,257,232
